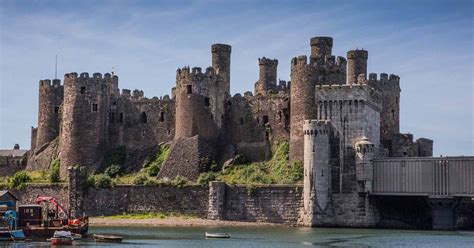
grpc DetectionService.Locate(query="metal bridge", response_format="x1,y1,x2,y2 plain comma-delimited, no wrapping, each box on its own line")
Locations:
372,156,474,197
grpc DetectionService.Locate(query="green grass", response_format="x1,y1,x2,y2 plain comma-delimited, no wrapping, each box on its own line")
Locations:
215,140,303,185
98,212,197,220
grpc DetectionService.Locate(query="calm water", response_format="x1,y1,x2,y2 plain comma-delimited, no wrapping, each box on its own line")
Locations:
1,226,473,247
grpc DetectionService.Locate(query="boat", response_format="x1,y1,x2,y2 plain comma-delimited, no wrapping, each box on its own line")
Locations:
93,234,123,242
50,230,73,245
205,232,231,239
0,229,26,241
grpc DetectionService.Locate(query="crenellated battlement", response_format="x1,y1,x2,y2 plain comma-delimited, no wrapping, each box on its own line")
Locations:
176,66,216,80
258,57,278,66
39,79,63,87
303,120,332,135
368,73,400,82
315,83,382,112
211,43,231,54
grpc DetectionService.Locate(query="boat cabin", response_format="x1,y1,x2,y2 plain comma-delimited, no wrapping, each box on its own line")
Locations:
0,190,17,214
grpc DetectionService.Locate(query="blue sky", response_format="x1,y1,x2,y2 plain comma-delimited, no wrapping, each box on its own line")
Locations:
0,0,472,155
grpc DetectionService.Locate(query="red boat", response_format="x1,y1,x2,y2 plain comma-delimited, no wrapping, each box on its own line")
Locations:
17,196,88,238
50,231,73,245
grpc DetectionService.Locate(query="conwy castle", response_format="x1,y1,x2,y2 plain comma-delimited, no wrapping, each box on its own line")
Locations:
2,36,473,230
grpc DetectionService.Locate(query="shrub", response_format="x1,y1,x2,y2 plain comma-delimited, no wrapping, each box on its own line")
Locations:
87,174,113,188
171,176,189,188
133,174,148,185
196,172,217,187
49,158,61,183
7,171,31,189
146,163,160,177
105,164,122,178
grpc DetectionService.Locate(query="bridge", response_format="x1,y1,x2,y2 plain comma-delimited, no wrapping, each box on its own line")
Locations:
372,156,474,197
370,156,474,230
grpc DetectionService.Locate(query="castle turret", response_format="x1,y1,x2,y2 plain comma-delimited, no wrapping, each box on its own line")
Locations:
301,120,332,226
368,73,400,150
211,44,231,128
254,57,278,96
36,79,64,149
59,72,114,177
310,36,333,63
355,136,375,193
347,49,368,85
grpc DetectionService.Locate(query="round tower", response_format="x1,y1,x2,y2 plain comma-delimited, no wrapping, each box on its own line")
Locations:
211,44,231,128
302,120,331,225
289,55,317,163
254,57,278,95
355,136,375,193
310,36,333,63
347,49,368,85
36,79,64,149
59,72,110,177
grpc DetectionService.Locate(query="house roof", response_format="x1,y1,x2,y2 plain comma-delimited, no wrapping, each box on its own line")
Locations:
0,149,28,157
0,190,18,200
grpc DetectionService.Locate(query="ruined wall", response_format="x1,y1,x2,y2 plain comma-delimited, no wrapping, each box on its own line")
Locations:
36,79,63,150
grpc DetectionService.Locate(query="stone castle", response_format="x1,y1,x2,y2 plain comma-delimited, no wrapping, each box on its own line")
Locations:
24,36,433,181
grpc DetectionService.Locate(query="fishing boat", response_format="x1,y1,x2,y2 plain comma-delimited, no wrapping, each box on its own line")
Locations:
93,234,123,242
50,230,73,245
205,232,231,239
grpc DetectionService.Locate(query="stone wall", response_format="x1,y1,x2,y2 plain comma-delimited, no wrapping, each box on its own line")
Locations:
9,184,69,208
209,183,303,225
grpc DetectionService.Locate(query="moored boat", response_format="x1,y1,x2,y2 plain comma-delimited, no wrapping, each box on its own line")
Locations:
50,230,73,245
0,229,25,241
205,232,231,239
94,233,123,242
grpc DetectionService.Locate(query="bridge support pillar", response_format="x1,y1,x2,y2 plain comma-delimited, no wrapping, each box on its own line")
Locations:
427,197,455,230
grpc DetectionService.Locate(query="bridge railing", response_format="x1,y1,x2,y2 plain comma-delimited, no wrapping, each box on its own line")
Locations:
372,157,474,197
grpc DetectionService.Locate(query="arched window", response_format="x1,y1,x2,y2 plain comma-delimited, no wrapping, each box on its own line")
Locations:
141,112,147,123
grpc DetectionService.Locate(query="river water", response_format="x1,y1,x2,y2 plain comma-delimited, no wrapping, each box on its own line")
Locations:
1,226,473,247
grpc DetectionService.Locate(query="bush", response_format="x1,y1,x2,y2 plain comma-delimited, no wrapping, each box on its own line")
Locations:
49,158,61,183
87,174,113,188
196,172,217,187
133,174,148,185
7,171,31,189
171,176,189,188
146,163,160,177
105,164,122,178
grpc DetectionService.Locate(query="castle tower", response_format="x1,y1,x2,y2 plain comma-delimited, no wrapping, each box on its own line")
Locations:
289,56,317,162
174,67,218,140
36,79,64,149
211,44,231,128
59,72,114,177
310,36,333,63
254,57,278,96
355,137,375,193
301,120,332,226
347,49,368,85
368,73,400,150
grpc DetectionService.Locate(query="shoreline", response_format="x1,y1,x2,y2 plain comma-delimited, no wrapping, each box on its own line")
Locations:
89,217,285,227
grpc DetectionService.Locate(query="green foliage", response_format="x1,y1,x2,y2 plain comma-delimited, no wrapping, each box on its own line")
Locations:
99,212,197,220
246,184,257,196
49,158,61,183
7,171,31,189
171,176,189,188
143,144,170,176
196,172,217,187
132,174,149,185
87,174,113,188
216,140,303,185
105,164,122,178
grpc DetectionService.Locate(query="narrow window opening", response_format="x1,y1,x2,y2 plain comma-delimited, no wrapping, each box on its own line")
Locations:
110,112,115,123
240,118,244,125
119,113,124,123
391,109,395,119
159,111,165,122
257,117,260,124
263,115,269,125
92,103,98,112
186,85,192,94
54,106,59,114
204,97,210,107
167,129,171,135
142,130,145,137
80,87,86,94
141,112,147,123
278,111,282,123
